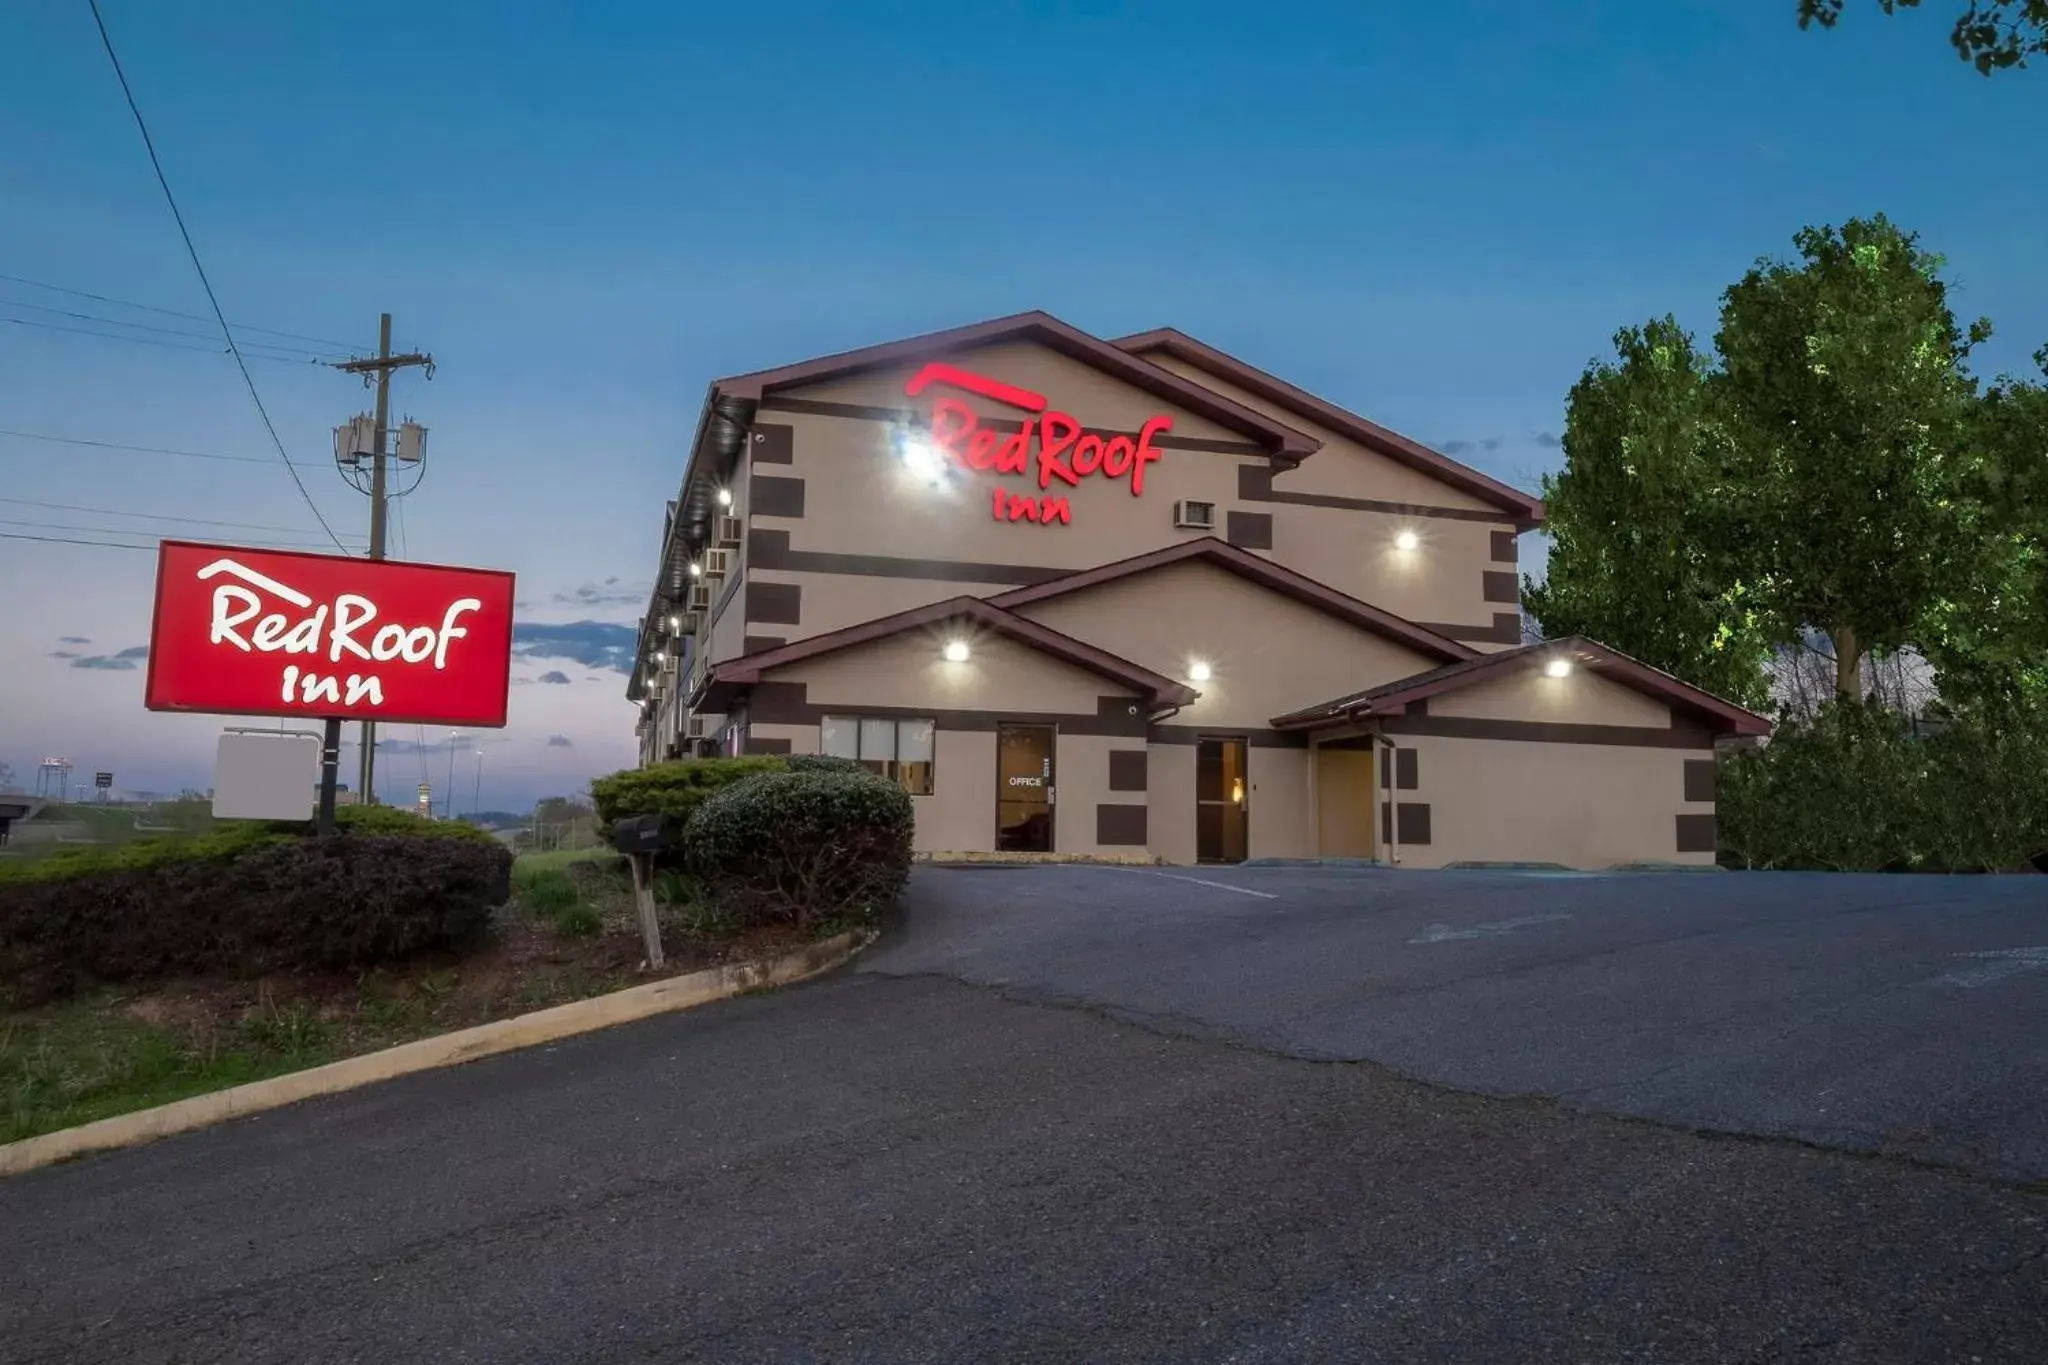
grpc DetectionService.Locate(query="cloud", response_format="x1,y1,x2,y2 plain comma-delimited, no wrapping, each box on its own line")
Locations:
72,655,138,670
1480,437,1502,453
546,735,574,748
551,578,647,609
59,636,90,645
49,651,79,660
1534,431,1562,448
115,645,148,660
512,620,637,673
1441,439,1474,455
537,670,572,685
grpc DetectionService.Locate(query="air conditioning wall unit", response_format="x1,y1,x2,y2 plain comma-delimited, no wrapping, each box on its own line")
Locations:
685,715,709,740
702,547,734,578
1172,499,1217,531
715,515,743,548
687,581,713,613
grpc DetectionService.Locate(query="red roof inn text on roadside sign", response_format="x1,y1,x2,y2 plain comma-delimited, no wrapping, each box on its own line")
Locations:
145,542,516,728
904,363,1173,526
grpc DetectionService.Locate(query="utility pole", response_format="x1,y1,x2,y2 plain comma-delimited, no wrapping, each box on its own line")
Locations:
331,314,432,806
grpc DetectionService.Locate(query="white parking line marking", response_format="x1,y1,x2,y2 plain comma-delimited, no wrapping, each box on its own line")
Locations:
1939,946,2048,988
1118,870,1279,900
1409,912,1573,944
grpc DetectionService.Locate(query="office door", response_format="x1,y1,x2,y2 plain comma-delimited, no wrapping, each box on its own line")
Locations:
1196,737,1249,863
996,724,1055,852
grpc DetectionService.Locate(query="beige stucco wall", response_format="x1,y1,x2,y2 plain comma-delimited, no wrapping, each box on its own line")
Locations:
1147,742,1197,866
1053,732,1147,856
767,629,1131,716
1315,746,1378,858
1429,664,1675,728
1247,746,1314,859
744,567,1022,644
1389,735,1712,869
1011,559,1442,729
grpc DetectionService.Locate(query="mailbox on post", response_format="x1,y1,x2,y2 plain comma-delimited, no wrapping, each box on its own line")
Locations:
610,814,668,970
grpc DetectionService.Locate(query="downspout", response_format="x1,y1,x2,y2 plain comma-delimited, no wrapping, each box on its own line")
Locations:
1377,733,1400,866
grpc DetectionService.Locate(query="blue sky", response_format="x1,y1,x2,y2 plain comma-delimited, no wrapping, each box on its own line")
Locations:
3,1,2043,808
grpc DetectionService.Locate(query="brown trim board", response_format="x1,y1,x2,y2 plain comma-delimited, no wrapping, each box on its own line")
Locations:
1416,614,1523,646
1490,530,1517,563
1238,461,1525,527
1150,725,1308,749
1395,747,1418,789
1396,802,1432,846
1225,510,1274,550
742,635,787,655
750,423,794,466
1482,570,1519,604
1108,748,1148,791
743,735,793,756
750,683,1152,739
1378,714,1718,749
1684,758,1717,803
757,395,1271,455
750,474,806,519
1675,812,1718,854
746,580,803,625
750,527,1068,586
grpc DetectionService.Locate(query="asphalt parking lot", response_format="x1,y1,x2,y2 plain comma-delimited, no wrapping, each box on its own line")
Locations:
1,864,2043,1362
871,863,2048,1180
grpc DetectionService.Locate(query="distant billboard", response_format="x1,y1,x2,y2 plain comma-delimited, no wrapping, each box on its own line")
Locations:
145,542,516,727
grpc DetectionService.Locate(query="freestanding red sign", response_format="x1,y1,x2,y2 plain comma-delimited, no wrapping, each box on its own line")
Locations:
145,541,516,727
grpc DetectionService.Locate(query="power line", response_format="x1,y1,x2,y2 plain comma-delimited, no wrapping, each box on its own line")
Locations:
1,313,319,363
88,0,352,555
0,528,345,553
0,297,335,357
0,516,355,549
0,272,363,351
0,494,368,538
0,427,293,465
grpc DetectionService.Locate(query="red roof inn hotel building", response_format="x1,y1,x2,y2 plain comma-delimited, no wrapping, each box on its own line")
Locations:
629,313,1769,868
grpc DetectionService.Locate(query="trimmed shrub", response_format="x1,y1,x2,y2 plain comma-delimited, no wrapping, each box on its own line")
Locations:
0,833,512,1007
590,757,788,853
685,769,914,929
785,753,869,776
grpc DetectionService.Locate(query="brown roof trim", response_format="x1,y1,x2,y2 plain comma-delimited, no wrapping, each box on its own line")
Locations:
988,536,1476,665
708,595,1200,709
715,311,1321,462
1271,636,1772,736
1113,327,1546,527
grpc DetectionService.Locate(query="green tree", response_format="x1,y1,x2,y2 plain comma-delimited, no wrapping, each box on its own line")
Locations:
1524,318,1775,709
1798,0,2048,73
1714,216,1990,701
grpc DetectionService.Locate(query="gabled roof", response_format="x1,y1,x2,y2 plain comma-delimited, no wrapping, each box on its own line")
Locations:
1113,326,1546,528
705,595,1200,711
1270,636,1773,736
988,536,1476,665
716,311,1320,461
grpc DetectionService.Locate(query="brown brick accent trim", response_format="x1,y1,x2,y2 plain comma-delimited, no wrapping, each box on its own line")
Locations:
1096,803,1149,846
1396,802,1432,845
742,635,787,655
1491,529,1518,563
1237,460,1524,526
750,475,806,519
1684,758,1717,803
744,735,792,755
1379,713,1717,749
746,682,1148,738
1415,612,1523,645
758,395,1266,454
748,527,1066,586
1482,570,1519,604
1108,748,1148,791
751,423,793,465
746,581,802,625
1676,812,1718,853
1395,747,1419,790
1225,510,1274,550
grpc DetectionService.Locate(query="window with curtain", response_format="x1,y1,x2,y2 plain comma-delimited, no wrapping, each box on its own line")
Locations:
820,715,935,795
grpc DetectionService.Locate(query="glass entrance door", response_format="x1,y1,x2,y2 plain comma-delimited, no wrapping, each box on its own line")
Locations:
996,724,1055,852
1196,737,1249,863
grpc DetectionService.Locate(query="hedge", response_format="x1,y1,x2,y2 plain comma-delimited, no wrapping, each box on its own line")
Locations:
1718,700,2048,872
685,768,914,929
590,757,787,843
0,817,511,1006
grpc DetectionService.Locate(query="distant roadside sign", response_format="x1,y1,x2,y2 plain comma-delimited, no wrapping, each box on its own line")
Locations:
94,772,113,790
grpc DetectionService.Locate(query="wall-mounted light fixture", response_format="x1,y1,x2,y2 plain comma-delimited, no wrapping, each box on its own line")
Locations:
943,640,971,663
1395,530,1420,551
1545,658,1573,678
688,562,704,578
1188,660,1213,683
667,615,680,631
716,488,733,507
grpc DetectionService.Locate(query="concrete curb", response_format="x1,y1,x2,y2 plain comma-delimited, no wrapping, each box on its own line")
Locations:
0,927,876,1180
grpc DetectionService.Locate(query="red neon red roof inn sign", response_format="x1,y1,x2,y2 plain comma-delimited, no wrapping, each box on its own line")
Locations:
145,542,516,728
904,363,1173,525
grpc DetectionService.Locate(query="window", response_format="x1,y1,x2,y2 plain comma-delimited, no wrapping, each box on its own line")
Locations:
821,715,935,795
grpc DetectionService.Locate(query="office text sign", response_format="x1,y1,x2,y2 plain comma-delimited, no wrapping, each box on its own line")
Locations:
145,542,516,727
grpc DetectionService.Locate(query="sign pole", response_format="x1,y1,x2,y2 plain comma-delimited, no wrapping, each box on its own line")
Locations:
316,718,341,836
629,852,665,971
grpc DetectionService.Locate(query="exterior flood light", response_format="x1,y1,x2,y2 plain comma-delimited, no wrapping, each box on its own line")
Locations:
943,640,971,663
688,562,704,578
1395,530,1420,551
716,488,733,507
1545,658,1573,678
1188,660,1213,683
900,436,946,483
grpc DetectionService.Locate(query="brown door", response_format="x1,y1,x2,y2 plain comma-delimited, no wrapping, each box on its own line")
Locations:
996,724,1056,853
1196,737,1249,863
